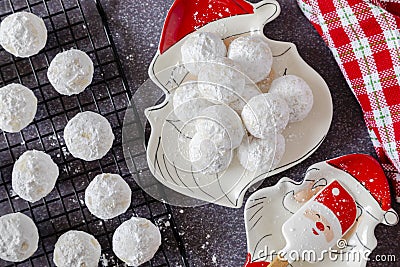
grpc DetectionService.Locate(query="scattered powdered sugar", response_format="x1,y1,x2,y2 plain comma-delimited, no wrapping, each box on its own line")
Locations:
155,217,171,231
286,129,305,144
100,255,108,266
126,54,135,61
100,253,115,267
9,189,17,198
61,146,70,157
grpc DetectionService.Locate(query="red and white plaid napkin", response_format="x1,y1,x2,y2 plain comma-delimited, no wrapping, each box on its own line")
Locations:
297,0,400,202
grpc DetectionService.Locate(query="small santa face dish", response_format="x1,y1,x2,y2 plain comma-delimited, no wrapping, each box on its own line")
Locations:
281,180,357,264
244,154,398,267
140,0,333,208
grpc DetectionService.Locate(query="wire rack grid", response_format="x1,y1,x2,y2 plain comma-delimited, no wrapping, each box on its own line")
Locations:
0,0,189,266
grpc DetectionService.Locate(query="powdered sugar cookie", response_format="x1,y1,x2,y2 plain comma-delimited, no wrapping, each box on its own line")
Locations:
189,133,233,175
0,12,47,58
238,134,285,173
47,49,94,96
113,217,161,267
269,75,313,123
181,32,227,75
0,213,39,262
195,105,245,149
12,150,59,203
64,111,114,161
241,93,289,139
173,82,213,122
197,58,245,104
0,83,37,133
53,230,101,267
228,35,273,83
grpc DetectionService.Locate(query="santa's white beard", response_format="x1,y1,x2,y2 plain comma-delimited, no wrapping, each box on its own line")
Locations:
281,215,336,263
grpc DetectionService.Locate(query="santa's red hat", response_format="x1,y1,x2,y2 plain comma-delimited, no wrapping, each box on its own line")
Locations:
327,154,392,212
159,0,254,54
314,180,357,234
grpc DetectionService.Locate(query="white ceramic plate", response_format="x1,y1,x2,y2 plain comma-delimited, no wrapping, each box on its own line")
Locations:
146,0,333,208
244,155,398,266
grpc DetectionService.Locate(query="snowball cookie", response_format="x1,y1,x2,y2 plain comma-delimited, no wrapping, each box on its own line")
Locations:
0,12,47,58
229,84,261,113
197,57,246,104
241,93,290,139
12,150,59,203
113,217,161,267
269,75,314,123
53,230,101,267
0,213,39,262
47,49,94,96
181,31,227,75
0,83,37,133
189,133,233,174
173,82,213,122
85,173,132,220
195,105,245,149
64,111,114,161
228,35,273,83
238,134,285,173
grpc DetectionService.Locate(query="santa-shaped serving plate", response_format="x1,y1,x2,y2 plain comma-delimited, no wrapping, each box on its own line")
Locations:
244,154,399,266
145,0,332,208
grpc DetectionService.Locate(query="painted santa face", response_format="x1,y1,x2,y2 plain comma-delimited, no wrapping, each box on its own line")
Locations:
304,208,334,243
281,200,342,262
282,206,335,251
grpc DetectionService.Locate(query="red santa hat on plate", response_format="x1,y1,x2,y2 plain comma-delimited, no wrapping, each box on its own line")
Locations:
327,154,391,211
313,180,357,235
327,154,398,225
159,0,255,54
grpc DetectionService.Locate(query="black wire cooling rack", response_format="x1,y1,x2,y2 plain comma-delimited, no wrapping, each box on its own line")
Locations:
0,0,189,266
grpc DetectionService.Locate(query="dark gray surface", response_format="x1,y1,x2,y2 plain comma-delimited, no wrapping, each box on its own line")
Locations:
90,0,400,266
